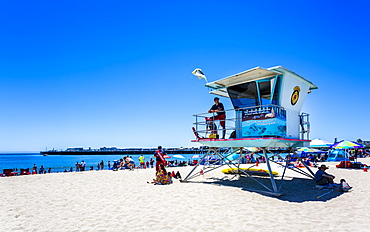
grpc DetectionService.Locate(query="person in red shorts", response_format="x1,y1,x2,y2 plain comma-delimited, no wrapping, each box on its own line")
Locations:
206,97,226,139
154,146,167,172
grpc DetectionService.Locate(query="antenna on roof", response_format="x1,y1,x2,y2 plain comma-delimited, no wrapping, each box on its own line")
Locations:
192,68,208,83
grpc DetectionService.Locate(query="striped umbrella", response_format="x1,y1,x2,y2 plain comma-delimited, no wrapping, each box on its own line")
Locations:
331,140,364,149
298,147,322,152
245,147,259,152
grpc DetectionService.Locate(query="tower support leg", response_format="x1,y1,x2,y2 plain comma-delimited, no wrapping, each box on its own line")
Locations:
262,147,278,193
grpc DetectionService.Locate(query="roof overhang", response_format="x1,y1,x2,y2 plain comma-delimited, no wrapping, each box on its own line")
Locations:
206,67,282,90
268,66,318,90
209,89,229,98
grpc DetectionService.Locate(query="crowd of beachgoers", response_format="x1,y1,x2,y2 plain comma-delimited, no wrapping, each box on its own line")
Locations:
1,154,197,176
3,148,369,177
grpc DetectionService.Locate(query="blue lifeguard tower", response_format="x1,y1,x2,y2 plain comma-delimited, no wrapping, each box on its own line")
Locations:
184,66,318,196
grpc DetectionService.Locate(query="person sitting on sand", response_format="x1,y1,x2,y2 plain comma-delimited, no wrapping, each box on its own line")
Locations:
125,157,135,170
315,164,335,185
167,171,173,184
294,160,305,168
339,179,352,192
117,159,125,169
171,171,182,180
148,164,169,185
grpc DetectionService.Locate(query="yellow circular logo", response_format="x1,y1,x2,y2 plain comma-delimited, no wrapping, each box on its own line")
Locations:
291,86,300,105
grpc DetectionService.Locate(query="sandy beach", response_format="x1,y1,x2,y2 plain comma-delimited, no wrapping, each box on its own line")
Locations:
1,158,370,232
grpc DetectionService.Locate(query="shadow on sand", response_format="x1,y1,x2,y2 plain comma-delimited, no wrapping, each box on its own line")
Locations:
186,175,345,202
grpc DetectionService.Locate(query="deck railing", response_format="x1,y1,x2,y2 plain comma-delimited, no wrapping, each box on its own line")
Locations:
193,104,309,140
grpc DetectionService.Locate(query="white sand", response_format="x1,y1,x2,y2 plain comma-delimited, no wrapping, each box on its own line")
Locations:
1,158,370,232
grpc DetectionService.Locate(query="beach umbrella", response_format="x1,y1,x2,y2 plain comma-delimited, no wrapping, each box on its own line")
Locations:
310,138,332,148
298,147,322,152
331,140,364,149
245,147,259,152
191,154,200,159
297,147,324,158
173,155,185,159
163,155,171,159
331,140,364,164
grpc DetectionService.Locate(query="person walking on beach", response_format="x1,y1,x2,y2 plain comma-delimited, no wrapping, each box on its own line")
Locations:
33,164,38,174
139,155,146,169
149,158,154,168
154,146,167,172
100,160,104,170
206,97,226,139
80,160,86,171
39,165,45,174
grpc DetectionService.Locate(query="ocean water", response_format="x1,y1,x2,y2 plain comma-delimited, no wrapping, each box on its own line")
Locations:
0,153,198,173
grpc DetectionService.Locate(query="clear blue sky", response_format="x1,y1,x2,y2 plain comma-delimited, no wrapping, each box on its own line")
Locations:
1,0,369,151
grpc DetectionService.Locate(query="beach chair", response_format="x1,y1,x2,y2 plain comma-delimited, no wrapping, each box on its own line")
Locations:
3,169,17,176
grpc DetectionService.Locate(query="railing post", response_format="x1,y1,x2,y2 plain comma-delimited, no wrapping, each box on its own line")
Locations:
195,115,198,132
236,110,242,139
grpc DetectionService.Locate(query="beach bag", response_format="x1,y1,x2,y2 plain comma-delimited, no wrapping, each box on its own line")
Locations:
209,133,217,139
336,161,352,168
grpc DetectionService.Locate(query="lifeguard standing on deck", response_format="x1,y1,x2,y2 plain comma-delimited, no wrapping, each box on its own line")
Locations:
207,97,226,139
154,146,167,172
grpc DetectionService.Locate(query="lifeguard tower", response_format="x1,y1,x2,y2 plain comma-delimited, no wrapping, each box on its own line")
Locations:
184,66,318,196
